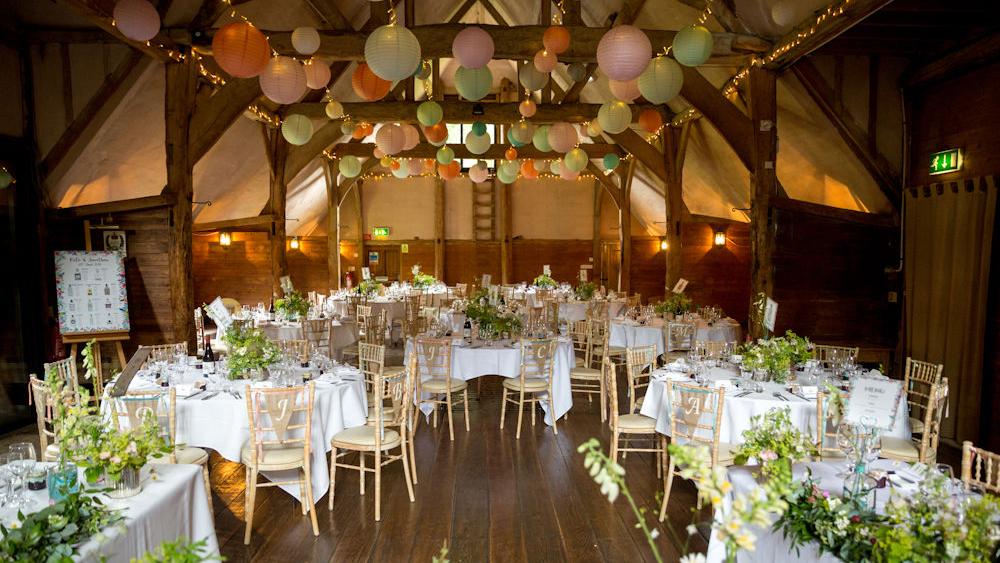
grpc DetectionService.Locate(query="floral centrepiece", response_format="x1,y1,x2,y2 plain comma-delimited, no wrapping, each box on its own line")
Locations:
574,281,596,301
411,264,437,289
0,488,123,561
732,408,818,483
655,293,693,316
464,287,522,338
357,278,383,297
274,290,309,320
741,330,812,384
222,323,280,380
532,274,557,289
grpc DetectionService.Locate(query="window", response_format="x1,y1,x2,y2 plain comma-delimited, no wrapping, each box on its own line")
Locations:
446,123,497,171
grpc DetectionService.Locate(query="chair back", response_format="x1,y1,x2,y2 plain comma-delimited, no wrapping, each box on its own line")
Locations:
245,382,315,466
665,380,726,466
44,356,79,392
345,293,365,317
627,294,642,307
543,300,560,334
358,342,386,401
625,345,656,411
665,321,696,353
28,375,58,457
916,378,949,464
603,357,622,429
903,357,944,428
110,390,178,461
962,440,1000,495
587,319,610,368
275,339,310,363
535,289,552,303
519,338,557,388
194,308,206,355
569,320,590,362
694,340,730,359
815,390,851,460
146,342,189,364
360,310,387,345
414,337,452,382
301,318,330,355
586,300,608,321
812,344,859,367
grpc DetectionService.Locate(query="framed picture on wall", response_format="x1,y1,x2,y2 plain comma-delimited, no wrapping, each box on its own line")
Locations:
102,230,127,256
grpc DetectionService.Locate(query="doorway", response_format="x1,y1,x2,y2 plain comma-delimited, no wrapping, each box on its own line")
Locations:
600,241,621,291
365,246,401,282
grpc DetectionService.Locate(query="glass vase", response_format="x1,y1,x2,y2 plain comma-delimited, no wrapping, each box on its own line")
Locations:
46,463,79,502
107,466,142,499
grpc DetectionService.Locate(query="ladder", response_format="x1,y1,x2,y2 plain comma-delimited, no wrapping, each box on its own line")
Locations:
472,181,495,241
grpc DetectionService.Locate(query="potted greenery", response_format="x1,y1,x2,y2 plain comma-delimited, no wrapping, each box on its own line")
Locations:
654,293,693,319
222,323,281,380
357,279,383,297
465,288,523,340
274,290,309,321
532,273,557,289
574,281,596,301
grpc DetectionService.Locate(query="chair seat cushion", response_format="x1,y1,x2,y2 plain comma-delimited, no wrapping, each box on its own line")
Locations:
880,436,919,463
150,446,208,466
331,426,401,450
240,444,307,469
422,378,468,393
575,356,586,367
594,345,626,356
43,443,60,462
570,366,601,380
617,414,656,432
502,377,549,392
909,417,925,434
384,366,405,377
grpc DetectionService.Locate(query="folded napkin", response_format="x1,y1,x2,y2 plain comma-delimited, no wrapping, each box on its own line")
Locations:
798,385,819,400
173,383,200,398
713,379,735,391
665,359,688,372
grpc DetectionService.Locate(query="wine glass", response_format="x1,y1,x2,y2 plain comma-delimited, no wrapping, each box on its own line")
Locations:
837,424,858,476
0,454,11,510
5,450,28,508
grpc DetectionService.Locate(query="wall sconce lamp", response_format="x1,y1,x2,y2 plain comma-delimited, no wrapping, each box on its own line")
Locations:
290,236,301,250
219,231,232,247
713,229,726,247
660,238,669,251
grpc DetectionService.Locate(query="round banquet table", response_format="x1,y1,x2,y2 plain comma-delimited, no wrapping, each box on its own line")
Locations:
368,298,406,323
609,318,742,355
406,338,574,425
639,366,911,445
119,364,367,502
258,320,359,359
557,300,626,322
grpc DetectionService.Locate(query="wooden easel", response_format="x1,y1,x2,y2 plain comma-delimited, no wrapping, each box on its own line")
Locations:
62,331,130,395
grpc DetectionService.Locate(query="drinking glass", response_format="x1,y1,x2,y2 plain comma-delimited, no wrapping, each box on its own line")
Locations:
5,450,27,508
0,454,11,510
837,424,858,475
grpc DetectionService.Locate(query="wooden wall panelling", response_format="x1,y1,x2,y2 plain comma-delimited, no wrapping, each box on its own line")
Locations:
192,231,273,307
286,236,329,296
680,224,752,327
510,240,593,285
444,241,501,286
628,237,666,305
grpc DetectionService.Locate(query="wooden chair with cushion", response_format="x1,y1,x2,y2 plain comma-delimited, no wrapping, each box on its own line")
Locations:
605,357,664,474
590,319,626,368
694,340,730,360
500,338,559,439
658,380,734,522
663,321,696,362
345,293,365,318
625,345,657,414
902,357,944,435
274,339,310,363
28,375,61,463
110,389,213,514
301,318,330,356
812,344,859,367
330,353,415,520
962,440,1000,495
881,377,948,464
413,337,469,441
243,382,318,543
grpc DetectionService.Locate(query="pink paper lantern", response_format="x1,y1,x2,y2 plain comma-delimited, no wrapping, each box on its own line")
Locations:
113,0,160,42
609,78,641,103
534,49,557,73
597,25,652,81
469,164,490,183
375,123,406,155
452,26,494,69
303,58,331,89
373,147,385,159
259,56,307,104
519,99,537,118
559,167,580,181
547,122,578,154
406,159,423,176
401,124,420,151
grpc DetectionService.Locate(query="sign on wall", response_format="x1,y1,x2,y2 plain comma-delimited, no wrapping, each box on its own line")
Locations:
372,226,391,238
54,251,130,335
929,148,962,176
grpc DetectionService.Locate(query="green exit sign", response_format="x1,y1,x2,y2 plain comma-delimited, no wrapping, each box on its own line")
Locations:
372,226,391,237
929,149,962,176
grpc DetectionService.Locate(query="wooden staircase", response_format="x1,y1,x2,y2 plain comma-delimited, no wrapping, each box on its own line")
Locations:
472,181,495,241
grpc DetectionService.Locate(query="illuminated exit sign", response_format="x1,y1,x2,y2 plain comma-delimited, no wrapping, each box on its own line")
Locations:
929,148,962,176
372,226,391,238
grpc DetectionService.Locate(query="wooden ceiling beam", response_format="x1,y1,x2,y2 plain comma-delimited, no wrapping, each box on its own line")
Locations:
331,142,623,159
189,77,262,162
54,193,174,217
193,214,275,232
586,162,622,209
303,0,353,30
57,0,176,61
286,100,660,122
675,0,752,34
677,66,754,170
188,0,253,30
903,32,1000,88
285,121,347,181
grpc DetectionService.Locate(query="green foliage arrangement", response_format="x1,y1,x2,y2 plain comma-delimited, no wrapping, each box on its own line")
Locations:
411,264,437,289
0,488,122,562
222,323,280,380
274,290,309,320
131,537,224,562
732,408,818,484
82,339,99,381
741,331,813,383
574,281,596,301
654,293,693,316
465,288,522,337
357,279,383,297
532,274,557,289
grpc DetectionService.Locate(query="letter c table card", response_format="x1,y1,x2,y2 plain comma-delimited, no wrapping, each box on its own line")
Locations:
845,377,905,431
671,278,688,294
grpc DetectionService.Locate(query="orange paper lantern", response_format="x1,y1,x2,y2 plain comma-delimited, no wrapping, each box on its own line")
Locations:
423,158,436,173
520,160,538,179
351,63,391,101
543,25,571,55
505,147,518,161
361,122,374,136
438,161,460,180
351,126,366,140
638,109,663,133
212,22,270,78
390,160,401,171
424,123,448,144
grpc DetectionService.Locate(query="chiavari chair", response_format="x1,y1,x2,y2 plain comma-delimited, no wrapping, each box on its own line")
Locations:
664,321,696,362
812,344,859,368
500,338,559,439
414,337,469,441
882,378,949,464
569,320,605,418
28,375,61,462
275,339,310,363
625,345,657,414
962,440,1000,496
301,318,330,356
604,357,665,475
902,357,944,435
815,390,850,460
44,356,79,394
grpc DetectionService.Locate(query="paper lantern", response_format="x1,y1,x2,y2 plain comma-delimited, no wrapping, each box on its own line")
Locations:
638,56,683,104
291,26,321,55
560,167,580,181
352,63,391,101
471,121,487,136
392,164,409,179
438,161,460,180
586,121,603,137
373,147,385,159
519,62,549,92
534,49,557,73
497,167,516,184
351,125,366,140
423,158,436,173
603,153,620,171
672,25,713,67
543,25,570,55
325,100,344,119
303,58,331,90
455,66,492,101
533,125,552,152
519,100,537,118
505,129,525,148
550,160,563,176
596,25,652,81
362,122,374,136
113,0,160,42
365,24,422,81
597,101,632,134
281,114,313,146
340,120,355,135
389,159,401,171
511,121,535,144
260,57,307,104
407,159,423,176
415,61,432,80
437,146,455,164
452,26,494,69
563,147,588,172
340,156,362,178
377,155,391,168
547,122,578,154
428,136,447,147
375,123,406,155
771,0,800,27
533,159,548,173
212,22,270,78
465,131,491,155
424,122,448,144
469,163,490,183
520,160,538,179
417,101,443,126
567,62,587,82
505,147,518,161
402,124,420,150
609,78,641,103
638,109,663,133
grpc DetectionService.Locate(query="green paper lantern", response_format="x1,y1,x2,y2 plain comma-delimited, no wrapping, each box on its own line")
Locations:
340,120,355,135
533,125,552,152
597,100,632,134
436,146,455,164
672,25,713,67
638,56,684,104
471,121,487,136
465,130,491,155
455,66,493,101
281,114,314,146
550,159,563,176
518,62,548,92
339,155,362,178
563,147,588,173
533,159,548,173
603,153,620,171
417,100,443,126
391,165,409,179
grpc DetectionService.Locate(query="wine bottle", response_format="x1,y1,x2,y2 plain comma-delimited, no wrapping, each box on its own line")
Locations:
268,293,276,320
203,335,215,373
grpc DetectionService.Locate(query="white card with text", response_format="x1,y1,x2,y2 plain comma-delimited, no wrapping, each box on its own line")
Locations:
844,377,905,431
362,267,371,280
481,274,492,287
764,298,778,332
671,278,688,293
543,264,551,276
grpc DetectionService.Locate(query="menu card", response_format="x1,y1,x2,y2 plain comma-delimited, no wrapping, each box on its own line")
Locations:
764,298,778,332
481,274,492,287
543,265,551,276
671,278,688,293
204,297,233,331
844,377,904,431
579,269,587,282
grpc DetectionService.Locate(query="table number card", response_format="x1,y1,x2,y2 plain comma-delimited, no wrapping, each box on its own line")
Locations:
579,269,587,282
204,297,233,331
481,273,492,287
362,267,371,281
543,265,551,276
671,278,688,293
844,377,905,431
764,298,778,332
280,275,294,294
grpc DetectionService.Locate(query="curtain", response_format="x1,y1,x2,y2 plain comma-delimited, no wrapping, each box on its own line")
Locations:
905,175,997,444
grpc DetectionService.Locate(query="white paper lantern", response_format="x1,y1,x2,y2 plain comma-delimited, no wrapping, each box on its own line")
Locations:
771,0,800,26
533,159,548,173
113,0,160,42
534,49,557,73
547,122,578,154
672,25,713,67
455,66,492,101
596,25,652,81
391,164,409,179
325,100,344,119
340,155,362,178
465,131,491,155
519,99,537,118
452,26,494,69
533,125,552,152
375,123,406,155
638,56,683,104
291,26,321,55
519,62,549,92
597,101,632,134
609,78,641,103
560,167,580,181
550,159,563,176
259,56,307,104
364,24,422,81
373,147,385,159
500,160,520,178
402,124,420,150
511,121,535,145
303,58,331,89
281,114,313,146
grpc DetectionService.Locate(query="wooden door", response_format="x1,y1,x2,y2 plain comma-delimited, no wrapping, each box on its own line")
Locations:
366,246,401,281
601,241,621,291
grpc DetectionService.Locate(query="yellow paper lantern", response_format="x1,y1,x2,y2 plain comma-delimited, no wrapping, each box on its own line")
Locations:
281,114,313,146
365,24,422,81
597,101,632,134
638,56,683,104
672,25,714,67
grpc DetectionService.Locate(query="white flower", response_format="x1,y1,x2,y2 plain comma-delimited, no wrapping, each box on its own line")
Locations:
679,554,706,563
686,524,698,536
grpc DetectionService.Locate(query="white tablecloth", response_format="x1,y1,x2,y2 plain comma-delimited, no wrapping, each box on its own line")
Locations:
259,320,358,359
557,300,626,322
1,464,218,562
124,366,367,502
640,367,911,445
610,318,742,355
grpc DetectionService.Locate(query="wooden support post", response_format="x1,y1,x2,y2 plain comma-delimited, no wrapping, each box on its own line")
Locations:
434,178,445,280
592,180,602,285
748,67,777,339
663,126,686,291
165,58,197,349
326,160,340,290
265,130,289,296
355,181,365,275
619,161,634,294
498,179,513,284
